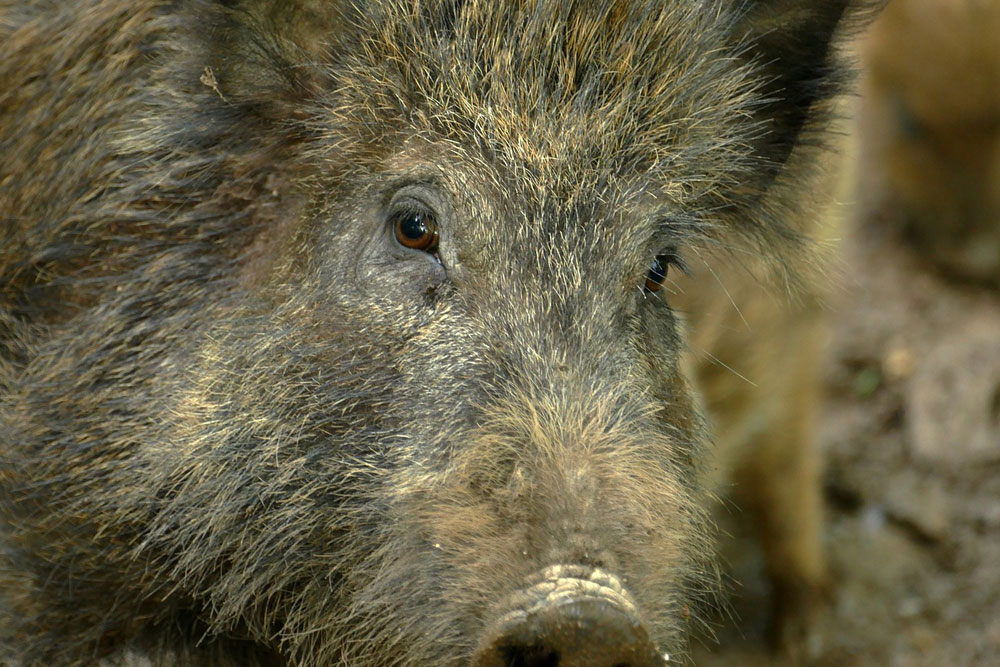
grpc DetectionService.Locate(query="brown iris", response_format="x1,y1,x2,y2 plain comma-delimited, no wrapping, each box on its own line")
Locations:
393,210,439,253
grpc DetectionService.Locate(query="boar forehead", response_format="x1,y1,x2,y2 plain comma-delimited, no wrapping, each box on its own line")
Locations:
320,0,761,234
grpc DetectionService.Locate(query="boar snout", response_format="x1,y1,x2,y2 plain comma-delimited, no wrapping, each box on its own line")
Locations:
473,566,666,667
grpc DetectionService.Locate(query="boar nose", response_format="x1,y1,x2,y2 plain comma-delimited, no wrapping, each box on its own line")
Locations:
473,599,664,667
473,569,667,667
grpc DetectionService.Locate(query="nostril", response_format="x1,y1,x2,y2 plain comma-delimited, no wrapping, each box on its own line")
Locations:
476,600,663,667
473,570,666,667
500,645,560,667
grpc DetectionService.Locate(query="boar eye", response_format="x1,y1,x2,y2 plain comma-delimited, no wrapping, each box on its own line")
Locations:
392,209,439,253
643,251,680,293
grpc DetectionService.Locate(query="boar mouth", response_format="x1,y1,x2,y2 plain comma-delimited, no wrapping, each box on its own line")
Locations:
472,565,667,667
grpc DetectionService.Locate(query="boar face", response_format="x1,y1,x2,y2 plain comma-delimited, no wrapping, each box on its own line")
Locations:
0,1,873,664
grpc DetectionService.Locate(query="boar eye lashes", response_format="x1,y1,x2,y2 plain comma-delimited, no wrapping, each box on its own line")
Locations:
643,248,683,294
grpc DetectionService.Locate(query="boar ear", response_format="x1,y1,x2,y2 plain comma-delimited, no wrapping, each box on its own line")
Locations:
734,0,882,172
197,0,360,119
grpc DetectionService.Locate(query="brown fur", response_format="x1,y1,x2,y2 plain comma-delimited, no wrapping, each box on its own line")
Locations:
676,226,837,655
857,0,1000,285
674,102,852,655
1,1,874,664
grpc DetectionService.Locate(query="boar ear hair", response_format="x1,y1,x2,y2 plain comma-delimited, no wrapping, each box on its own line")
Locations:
734,0,884,173
198,0,360,120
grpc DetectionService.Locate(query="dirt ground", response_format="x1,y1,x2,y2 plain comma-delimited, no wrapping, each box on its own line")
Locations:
691,156,1000,667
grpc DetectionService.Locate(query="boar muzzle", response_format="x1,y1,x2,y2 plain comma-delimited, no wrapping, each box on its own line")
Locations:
472,565,666,667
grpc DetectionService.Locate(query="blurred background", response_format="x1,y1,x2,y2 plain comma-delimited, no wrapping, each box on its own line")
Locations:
696,0,1000,664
